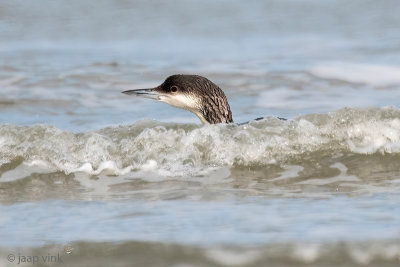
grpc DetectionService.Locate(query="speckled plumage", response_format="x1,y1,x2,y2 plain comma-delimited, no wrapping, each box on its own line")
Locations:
167,75,233,124
123,74,233,124
148,75,233,124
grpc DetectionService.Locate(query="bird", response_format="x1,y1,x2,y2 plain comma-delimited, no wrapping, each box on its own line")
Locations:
122,74,233,124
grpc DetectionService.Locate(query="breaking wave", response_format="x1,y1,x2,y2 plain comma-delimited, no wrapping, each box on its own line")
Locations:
1,107,400,176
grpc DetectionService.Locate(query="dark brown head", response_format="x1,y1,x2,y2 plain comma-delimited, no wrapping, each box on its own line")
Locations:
122,74,233,124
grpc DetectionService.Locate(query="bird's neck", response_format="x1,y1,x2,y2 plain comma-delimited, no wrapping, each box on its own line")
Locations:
198,99,233,124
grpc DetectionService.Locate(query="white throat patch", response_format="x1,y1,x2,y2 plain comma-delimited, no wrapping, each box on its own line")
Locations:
159,94,208,124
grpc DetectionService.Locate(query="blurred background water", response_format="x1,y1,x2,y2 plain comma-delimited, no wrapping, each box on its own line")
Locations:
1,0,400,266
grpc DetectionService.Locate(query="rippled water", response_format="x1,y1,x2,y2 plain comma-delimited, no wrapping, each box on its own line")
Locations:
1,0,400,266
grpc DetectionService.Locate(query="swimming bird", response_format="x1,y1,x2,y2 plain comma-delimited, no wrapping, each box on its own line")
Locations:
122,74,233,124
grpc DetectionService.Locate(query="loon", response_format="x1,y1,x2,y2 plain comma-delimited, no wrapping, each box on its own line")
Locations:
122,74,233,124
122,74,279,124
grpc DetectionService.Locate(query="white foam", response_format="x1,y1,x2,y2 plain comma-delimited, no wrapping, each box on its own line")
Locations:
1,108,400,177
141,160,158,171
310,62,400,86
205,248,261,266
347,118,400,154
292,244,320,263
257,86,380,111
348,244,400,265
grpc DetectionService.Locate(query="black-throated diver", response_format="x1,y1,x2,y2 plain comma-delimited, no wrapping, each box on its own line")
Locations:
122,74,283,124
122,75,233,124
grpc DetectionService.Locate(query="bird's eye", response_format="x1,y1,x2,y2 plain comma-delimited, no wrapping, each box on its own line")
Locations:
170,86,178,93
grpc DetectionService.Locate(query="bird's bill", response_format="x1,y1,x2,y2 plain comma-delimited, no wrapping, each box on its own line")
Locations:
121,88,161,100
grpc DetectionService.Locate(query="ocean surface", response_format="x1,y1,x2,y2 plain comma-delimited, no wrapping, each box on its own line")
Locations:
1,0,400,266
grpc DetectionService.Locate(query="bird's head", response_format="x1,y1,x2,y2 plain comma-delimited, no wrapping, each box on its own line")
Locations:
122,74,233,124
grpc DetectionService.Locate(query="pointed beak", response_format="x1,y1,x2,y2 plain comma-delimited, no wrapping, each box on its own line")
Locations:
122,87,161,100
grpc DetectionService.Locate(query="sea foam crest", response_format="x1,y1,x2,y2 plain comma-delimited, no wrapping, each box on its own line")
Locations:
0,107,399,176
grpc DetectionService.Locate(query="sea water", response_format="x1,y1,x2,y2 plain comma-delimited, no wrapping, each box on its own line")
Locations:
1,0,400,266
